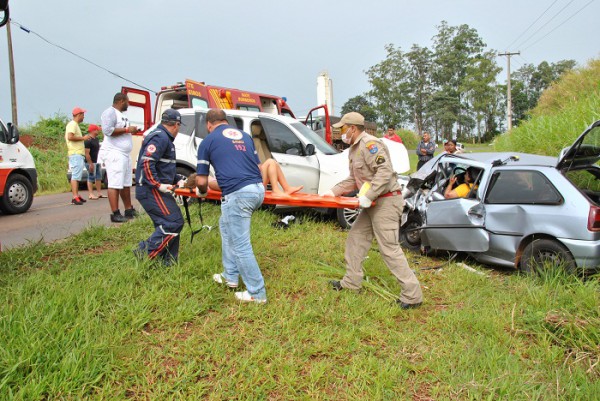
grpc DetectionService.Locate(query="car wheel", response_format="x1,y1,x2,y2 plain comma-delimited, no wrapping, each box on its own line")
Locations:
399,213,423,252
0,173,34,214
336,206,359,229
520,239,576,274
335,191,359,228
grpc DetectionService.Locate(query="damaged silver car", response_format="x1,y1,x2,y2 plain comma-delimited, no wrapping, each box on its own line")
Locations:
400,120,600,273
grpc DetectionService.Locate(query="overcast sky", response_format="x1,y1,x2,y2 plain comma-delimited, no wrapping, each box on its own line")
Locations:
0,0,598,127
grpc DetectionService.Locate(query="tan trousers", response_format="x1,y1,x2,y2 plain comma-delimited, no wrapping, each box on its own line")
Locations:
341,195,423,304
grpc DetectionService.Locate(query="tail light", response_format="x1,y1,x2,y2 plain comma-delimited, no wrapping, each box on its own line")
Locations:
588,205,600,231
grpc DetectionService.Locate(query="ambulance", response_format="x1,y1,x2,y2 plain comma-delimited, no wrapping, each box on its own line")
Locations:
122,79,332,160
0,118,37,214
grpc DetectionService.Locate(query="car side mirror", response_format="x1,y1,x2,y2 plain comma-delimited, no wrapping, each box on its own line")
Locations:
7,123,19,144
305,143,315,156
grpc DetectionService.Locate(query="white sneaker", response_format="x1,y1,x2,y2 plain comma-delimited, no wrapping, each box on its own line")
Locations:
234,291,267,304
212,273,238,288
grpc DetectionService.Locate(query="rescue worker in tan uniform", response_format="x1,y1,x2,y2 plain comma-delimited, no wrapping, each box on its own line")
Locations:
323,112,423,309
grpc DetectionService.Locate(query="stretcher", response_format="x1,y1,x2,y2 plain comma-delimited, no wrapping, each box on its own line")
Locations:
173,188,360,209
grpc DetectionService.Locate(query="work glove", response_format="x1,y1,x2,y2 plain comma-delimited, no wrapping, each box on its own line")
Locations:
158,184,172,193
195,187,208,198
321,190,335,197
358,195,372,209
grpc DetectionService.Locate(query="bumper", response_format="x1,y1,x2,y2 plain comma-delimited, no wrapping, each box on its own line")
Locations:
561,237,600,269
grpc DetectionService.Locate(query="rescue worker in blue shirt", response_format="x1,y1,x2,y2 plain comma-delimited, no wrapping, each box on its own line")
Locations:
134,109,184,265
195,108,267,304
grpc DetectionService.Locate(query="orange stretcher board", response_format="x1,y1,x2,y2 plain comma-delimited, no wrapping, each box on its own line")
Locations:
173,188,361,209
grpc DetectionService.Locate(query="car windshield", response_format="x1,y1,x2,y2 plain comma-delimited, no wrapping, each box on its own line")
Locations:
291,122,338,155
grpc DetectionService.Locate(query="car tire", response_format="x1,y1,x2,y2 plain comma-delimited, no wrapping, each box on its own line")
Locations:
520,239,576,274
0,173,34,214
336,190,359,229
399,212,423,252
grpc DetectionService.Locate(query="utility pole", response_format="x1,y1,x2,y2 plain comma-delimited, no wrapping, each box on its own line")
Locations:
6,17,18,126
498,51,520,131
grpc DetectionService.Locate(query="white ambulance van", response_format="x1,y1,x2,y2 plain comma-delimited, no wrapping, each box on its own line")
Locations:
0,118,37,214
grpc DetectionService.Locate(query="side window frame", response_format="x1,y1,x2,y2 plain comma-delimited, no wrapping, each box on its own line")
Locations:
484,169,563,205
259,117,305,156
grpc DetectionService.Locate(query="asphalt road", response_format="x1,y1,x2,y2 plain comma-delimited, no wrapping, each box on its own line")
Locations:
0,190,141,251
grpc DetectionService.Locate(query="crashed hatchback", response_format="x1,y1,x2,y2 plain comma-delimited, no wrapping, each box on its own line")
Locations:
401,120,600,273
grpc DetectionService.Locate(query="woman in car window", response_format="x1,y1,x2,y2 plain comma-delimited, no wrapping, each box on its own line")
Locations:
444,167,478,199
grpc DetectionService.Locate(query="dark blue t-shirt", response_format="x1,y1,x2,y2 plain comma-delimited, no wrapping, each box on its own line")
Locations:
196,124,262,195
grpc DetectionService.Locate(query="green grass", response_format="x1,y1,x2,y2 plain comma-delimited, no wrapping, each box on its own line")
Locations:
1,204,598,400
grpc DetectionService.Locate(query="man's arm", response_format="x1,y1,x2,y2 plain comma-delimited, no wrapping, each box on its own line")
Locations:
426,142,436,156
84,147,94,172
195,174,209,194
67,132,89,141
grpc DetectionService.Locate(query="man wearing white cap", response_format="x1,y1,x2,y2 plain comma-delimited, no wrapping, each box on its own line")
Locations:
323,112,423,309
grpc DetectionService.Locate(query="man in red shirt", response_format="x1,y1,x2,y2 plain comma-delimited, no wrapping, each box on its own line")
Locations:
384,125,403,143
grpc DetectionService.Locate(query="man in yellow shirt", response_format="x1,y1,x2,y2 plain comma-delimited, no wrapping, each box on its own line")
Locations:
65,107,91,205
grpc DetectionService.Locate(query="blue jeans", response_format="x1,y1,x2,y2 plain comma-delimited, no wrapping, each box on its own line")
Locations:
86,162,102,182
219,183,266,300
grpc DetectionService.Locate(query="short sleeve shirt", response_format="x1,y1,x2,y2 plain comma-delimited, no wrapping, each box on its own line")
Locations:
196,124,262,195
65,120,84,156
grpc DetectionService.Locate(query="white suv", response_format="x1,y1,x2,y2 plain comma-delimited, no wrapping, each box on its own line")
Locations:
144,108,409,226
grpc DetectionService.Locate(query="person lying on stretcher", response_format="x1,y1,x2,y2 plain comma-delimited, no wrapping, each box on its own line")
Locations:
208,158,303,196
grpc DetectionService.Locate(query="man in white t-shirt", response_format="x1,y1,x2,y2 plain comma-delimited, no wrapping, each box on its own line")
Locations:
100,92,140,223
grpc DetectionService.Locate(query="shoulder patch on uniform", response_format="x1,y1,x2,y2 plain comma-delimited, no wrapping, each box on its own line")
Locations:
366,141,378,154
376,155,386,165
146,144,156,154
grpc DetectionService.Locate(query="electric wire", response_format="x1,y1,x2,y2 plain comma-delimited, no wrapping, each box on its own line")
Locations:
505,0,560,50
522,0,595,51
515,0,578,50
10,19,156,94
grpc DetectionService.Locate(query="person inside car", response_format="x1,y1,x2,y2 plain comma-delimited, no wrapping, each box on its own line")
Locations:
444,166,478,199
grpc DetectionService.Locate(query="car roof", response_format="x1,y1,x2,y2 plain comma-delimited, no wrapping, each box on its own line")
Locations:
175,107,298,123
443,152,557,167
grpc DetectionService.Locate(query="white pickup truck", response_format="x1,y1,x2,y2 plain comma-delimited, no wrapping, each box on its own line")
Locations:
143,108,410,227
0,118,37,214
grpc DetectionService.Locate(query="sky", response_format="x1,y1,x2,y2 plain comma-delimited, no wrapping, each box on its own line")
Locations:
0,0,598,127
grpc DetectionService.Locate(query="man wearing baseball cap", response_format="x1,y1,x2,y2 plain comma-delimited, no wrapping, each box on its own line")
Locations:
65,107,91,205
323,111,423,309
133,109,184,266
84,124,105,199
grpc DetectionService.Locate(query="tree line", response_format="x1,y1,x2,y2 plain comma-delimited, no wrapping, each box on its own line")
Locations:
341,21,575,143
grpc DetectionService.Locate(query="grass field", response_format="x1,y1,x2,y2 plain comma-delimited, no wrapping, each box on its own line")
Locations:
1,204,598,400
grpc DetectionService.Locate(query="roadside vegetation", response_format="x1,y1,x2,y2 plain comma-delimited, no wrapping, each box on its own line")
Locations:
494,59,600,155
0,204,598,400
19,114,98,195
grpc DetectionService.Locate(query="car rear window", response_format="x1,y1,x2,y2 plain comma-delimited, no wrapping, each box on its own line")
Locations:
565,169,600,205
485,170,562,205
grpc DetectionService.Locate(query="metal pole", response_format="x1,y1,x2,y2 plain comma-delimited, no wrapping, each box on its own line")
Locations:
498,51,520,131
6,18,18,126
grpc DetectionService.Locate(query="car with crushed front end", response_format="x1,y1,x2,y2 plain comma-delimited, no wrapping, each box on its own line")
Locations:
400,120,600,274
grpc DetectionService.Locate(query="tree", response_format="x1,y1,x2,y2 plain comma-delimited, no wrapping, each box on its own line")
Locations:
431,21,486,139
511,60,576,125
340,95,377,122
365,44,411,127
405,44,433,135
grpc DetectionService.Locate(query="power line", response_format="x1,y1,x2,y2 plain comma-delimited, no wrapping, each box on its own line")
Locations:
523,0,596,51
10,19,156,94
505,0,560,50
515,0,578,50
